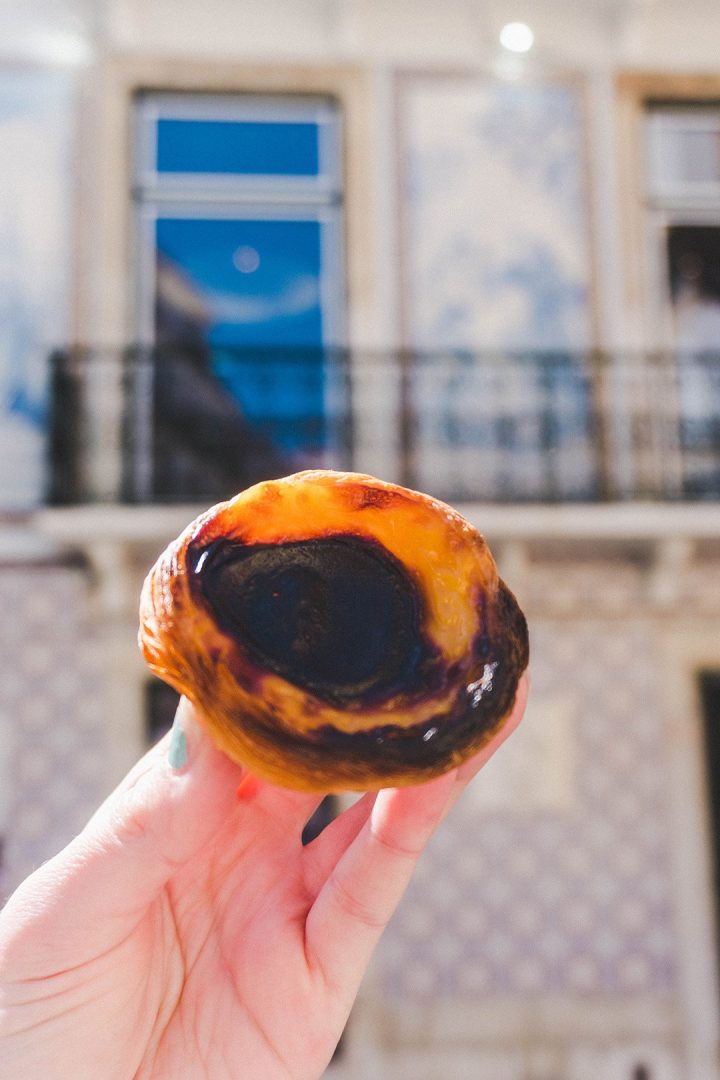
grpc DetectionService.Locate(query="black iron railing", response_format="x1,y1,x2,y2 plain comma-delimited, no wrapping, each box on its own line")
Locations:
47,346,720,505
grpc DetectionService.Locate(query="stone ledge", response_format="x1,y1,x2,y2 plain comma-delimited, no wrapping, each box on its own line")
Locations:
26,500,720,549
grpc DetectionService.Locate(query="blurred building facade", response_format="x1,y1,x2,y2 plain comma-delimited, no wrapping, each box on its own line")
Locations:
1,2,720,1078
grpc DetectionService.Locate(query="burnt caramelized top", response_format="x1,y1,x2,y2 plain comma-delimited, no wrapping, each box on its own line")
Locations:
190,534,432,706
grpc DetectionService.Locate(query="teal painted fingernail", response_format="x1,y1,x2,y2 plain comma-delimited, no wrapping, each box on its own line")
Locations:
168,721,188,770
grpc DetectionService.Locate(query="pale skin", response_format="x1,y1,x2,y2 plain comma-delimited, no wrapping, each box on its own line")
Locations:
0,676,527,1080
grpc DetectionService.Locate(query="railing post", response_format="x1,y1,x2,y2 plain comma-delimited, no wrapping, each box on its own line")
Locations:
121,345,155,504
587,347,613,501
46,349,82,506
397,346,416,491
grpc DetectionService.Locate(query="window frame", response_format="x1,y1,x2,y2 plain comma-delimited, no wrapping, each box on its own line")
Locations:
132,90,346,348
133,91,343,200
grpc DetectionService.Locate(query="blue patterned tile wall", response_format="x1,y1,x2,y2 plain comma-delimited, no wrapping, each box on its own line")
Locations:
380,610,679,998
0,566,106,899
400,76,592,353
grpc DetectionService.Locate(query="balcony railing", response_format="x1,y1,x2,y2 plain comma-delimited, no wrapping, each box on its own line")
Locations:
46,346,720,506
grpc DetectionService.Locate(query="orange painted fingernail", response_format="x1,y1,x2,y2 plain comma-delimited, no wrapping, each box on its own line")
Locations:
236,774,260,801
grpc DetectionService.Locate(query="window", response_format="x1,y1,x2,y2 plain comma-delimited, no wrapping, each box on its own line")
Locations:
131,92,347,500
643,102,720,497
645,105,720,202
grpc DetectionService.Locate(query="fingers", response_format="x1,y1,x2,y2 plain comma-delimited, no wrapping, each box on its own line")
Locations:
234,771,326,840
304,672,529,894
81,699,247,891
303,673,529,995
77,701,322,902
304,769,457,995
301,792,377,897
0,700,242,973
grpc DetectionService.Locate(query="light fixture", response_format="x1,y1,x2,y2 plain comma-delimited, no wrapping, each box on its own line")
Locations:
31,29,94,66
499,21,535,53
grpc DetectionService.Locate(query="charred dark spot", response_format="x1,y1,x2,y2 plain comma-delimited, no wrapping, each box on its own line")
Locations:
229,582,528,782
472,591,493,662
496,580,530,674
191,534,432,706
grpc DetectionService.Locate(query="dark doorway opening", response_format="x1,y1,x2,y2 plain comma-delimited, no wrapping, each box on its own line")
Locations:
700,668,720,972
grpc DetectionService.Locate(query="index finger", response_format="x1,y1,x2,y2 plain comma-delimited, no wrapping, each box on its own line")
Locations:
304,768,458,997
304,672,529,994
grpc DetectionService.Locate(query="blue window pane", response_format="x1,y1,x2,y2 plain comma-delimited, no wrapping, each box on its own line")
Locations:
155,216,326,451
156,119,320,176
155,217,323,346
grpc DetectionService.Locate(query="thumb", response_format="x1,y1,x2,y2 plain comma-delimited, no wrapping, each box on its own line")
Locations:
0,699,245,975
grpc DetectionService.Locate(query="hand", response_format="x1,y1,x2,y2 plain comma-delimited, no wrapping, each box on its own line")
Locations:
0,676,527,1080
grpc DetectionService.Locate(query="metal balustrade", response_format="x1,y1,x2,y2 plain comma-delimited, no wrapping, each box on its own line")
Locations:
46,346,720,505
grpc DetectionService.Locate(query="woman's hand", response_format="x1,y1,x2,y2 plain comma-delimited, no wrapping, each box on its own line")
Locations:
0,676,527,1080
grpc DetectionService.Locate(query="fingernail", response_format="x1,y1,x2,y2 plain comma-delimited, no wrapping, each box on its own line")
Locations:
236,774,260,801
168,717,188,770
